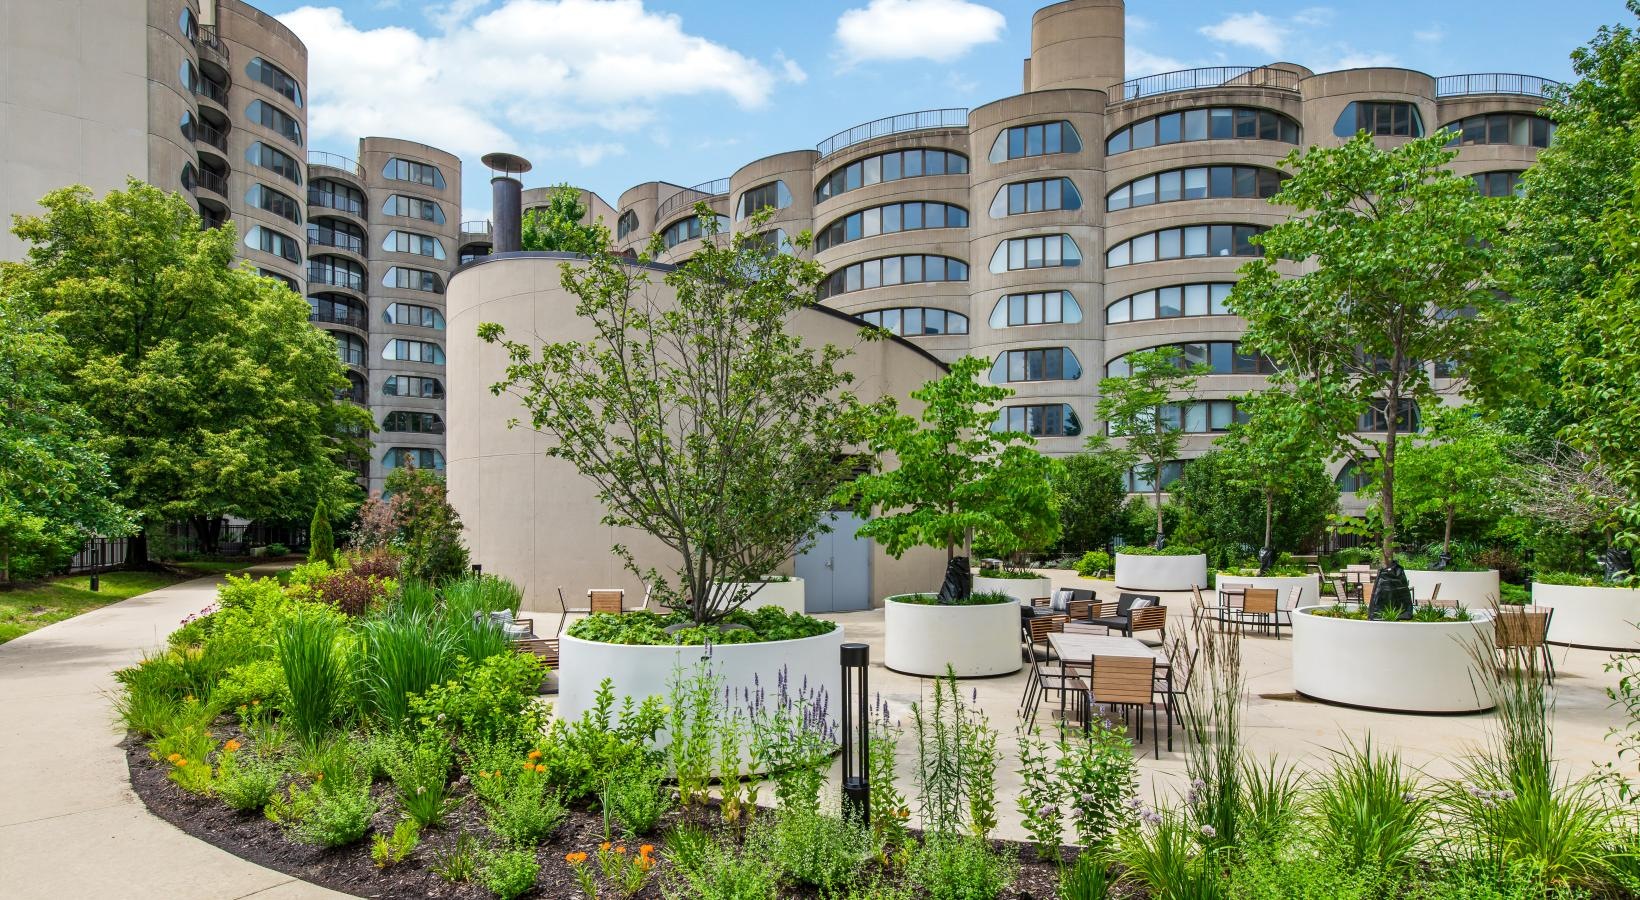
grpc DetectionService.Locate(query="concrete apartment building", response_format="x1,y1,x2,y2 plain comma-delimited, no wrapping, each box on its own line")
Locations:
1,0,461,494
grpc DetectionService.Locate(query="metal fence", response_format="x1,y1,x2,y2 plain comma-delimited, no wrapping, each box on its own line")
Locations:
816,108,969,159
1435,73,1562,99
655,177,732,222
67,537,130,573
1114,66,1302,103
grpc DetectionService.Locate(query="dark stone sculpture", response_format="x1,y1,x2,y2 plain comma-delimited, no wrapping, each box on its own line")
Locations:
1601,547,1633,583
1256,546,1276,576
937,556,972,603
1370,561,1414,621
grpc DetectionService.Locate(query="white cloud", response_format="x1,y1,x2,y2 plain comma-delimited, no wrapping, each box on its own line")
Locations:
539,142,628,167
1291,6,1334,27
835,0,1005,64
1413,25,1444,44
1126,13,1153,34
775,51,808,84
1126,46,1188,78
1198,12,1287,57
279,0,781,165
1326,50,1399,69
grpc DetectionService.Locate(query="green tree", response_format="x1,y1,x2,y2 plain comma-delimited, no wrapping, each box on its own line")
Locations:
1231,133,1521,566
519,185,606,254
1052,451,1127,554
0,284,132,582
844,356,1063,571
1170,450,1335,561
1217,389,1334,556
382,465,468,583
1095,346,1206,548
1375,406,1518,560
308,497,335,564
481,210,875,625
3,180,370,558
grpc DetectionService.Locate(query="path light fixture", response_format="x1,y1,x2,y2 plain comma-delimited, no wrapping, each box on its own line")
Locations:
840,642,870,822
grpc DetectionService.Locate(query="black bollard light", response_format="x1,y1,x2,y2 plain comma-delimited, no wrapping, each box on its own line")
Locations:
839,642,870,823
471,563,483,576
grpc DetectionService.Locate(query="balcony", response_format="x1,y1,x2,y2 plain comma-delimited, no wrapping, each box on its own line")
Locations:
311,306,368,330
308,231,365,255
656,177,731,222
195,167,228,197
461,219,492,238
192,76,229,107
308,266,365,293
307,151,364,181
1113,66,1301,103
195,119,228,153
1436,73,1562,99
192,26,230,69
817,108,968,159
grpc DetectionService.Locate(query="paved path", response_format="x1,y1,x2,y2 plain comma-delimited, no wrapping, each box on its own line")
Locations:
0,568,347,900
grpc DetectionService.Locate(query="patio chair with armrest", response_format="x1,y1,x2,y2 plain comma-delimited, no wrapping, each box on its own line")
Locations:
1086,592,1160,634
1022,613,1067,665
1126,604,1168,647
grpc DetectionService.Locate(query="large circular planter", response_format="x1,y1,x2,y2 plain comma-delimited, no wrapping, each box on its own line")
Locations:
1406,569,1500,607
1216,574,1322,608
972,574,1052,604
556,627,845,726
1115,553,1208,591
883,595,1021,677
718,577,806,615
1291,608,1497,714
1533,583,1640,651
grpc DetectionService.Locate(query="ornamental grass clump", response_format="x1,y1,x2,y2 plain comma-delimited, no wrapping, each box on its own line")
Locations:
357,607,457,730
1312,738,1432,880
276,610,345,747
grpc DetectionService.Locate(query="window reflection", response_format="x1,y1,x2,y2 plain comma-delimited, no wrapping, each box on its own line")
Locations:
1108,107,1298,155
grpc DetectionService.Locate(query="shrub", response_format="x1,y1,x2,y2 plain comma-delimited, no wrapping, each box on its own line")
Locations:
1058,718,1137,848
1229,848,1389,899
605,763,672,837
156,726,216,794
308,498,335,564
213,658,287,711
530,679,664,804
975,567,1039,579
265,542,290,557
305,568,392,616
371,819,420,869
216,747,281,811
758,807,875,897
272,780,377,847
479,848,540,900
276,611,346,746
357,608,457,729
384,464,470,584
1054,451,1128,556
387,735,457,829
1472,547,1525,583
904,835,1015,900
411,651,549,754
345,548,403,582
566,606,836,645
482,760,568,846
1313,739,1431,878
664,835,780,900
1074,550,1113,578
1114,544,1203,557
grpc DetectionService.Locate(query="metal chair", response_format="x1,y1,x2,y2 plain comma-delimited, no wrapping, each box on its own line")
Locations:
1023,613,1068,663
1021,621,1074,728
1152,640,1193,753
1495,605,1556,681
1238,587,1282,637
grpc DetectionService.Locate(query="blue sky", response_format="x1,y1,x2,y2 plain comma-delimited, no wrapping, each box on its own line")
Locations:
261,0,1622,221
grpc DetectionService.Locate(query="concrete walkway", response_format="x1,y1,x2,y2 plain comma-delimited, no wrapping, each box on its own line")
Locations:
0,568,346,900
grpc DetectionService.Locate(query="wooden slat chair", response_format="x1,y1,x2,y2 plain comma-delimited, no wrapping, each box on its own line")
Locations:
1028,596,1052,609
1495,605,1556,681
1239,587,1282,638
1425,582,1447,608
1064,594,1099,621
1086,593,1159,634
1127,604,1168,647
588,589,625,616
1069,655,1164,757
1023,613,1068,664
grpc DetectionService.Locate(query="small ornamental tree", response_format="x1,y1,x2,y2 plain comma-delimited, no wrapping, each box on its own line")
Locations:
1231,132,1522,567
308,497,335,564
519,184,604,255
1216,388,1334,560
383,465,469,584
1376,406,1517,563
1053,451,1128,554
842,356,1062,581
481,209,877,626
1095,346,1207,548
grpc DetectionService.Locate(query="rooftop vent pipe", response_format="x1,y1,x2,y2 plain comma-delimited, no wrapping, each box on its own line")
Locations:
482,152,532,253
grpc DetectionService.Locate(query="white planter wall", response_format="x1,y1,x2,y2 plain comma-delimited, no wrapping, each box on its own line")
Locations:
1406,569,1501,607
1115,554,1208,591
719,577,806,615
972,575,1052,605
1533,583,1640,651
556,628,846,728
1216,574,1322,608
883,596,1021,677
1291,608,1497,713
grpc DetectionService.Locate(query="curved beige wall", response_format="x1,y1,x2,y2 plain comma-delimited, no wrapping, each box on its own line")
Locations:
1028,0,1124,94
445,253,947,611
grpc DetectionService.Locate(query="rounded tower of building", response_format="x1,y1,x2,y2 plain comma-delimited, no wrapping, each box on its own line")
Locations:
1027,0,1125,94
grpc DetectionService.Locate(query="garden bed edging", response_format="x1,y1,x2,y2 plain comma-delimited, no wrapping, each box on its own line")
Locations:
1406,569,1501,607
1532,582,1640,651
971,574,1052,604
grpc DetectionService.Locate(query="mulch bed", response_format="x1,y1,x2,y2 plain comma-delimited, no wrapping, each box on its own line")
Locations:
126,736,1080,899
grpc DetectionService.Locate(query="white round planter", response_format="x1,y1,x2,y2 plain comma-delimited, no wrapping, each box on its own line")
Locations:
718,577,806,615
972,574,1052,605
1406,569,1500,607
1533,583,1640,651
1115,553,1208,591
556,627,845,727
883,595,1021,678
1215,574,1322,608
1291,607,1497,713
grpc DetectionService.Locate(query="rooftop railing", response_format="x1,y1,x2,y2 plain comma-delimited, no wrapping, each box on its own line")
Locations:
460,220,493,237
307,151,364,179
656,177,731,222
193,26,229,68
1436,73,1562,99
1113,65,1301,103
817,108,968,159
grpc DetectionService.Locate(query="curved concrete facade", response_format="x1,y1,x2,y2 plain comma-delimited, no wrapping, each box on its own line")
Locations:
444,252,948,611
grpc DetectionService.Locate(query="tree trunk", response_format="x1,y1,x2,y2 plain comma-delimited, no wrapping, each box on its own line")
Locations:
1442,503,1454,558
1264,485,1275,550
190,515,222,555
1380,389,1401,569
1152,472,1165,549
128,528,153,570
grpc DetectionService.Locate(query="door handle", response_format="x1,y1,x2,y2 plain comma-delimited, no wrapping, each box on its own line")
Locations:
825,559,834,569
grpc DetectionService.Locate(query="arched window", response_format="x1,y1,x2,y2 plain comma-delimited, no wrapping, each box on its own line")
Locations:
1106,400,1244,435
1107,165,1285,211
1335,461,1373,492
1106,342,1275,377
1471,171,1526,197
246,58,302,107
381,338,445,365
1127,461,1187,492
616,210,639,239
990,235,1082,272
246,141,302,185
1106,224,1265,267
661,215,728,248
383,266,443,293
990,177,1082,217
382,157,445,189
247,184,302,224
382,411,444,433
383,375,445,399
736,181,791,220
383,230,447,260
819,255,968,299
383,194,445,224
1108,107,1298,155
1357,399,1421,433
990,348,1082,383
383,448,444,471
989,291,1082,327
815,202,968,251
1334,101,1424,138
244,225,301,263
1106,283,1234,323
246,99,302,146
1442,113,1551,148
815,148,968,203
334,332,366,367
856,307,969,336
989,121,1082,162
383,302,446,329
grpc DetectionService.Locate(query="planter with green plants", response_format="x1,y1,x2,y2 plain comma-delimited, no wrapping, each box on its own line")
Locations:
1114,545,1208,591
712,575,806,615
1292,604,1496,713
1214,568,1322,608
1530,573,1640,651
972,568,1052,604
883,592,1021,677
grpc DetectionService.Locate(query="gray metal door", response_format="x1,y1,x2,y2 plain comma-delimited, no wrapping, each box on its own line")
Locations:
795,512,872,613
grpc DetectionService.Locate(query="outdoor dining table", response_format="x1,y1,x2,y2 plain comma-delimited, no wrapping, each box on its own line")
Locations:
1048,632,1169,667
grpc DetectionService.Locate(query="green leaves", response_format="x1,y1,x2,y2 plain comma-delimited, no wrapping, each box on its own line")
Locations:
843,356,1063,560
1097,346,1206,546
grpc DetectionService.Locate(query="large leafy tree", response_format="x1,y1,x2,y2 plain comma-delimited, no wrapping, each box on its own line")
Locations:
1095,346,1206,548
520,185,604,254
1170,449,1334,562
3,180,370,558
1052,451,1127,554
844,355,1062,570
0,285,132,582
481,210,877,625
1216,389,1333,558
1376,406,1518,561
1231,133,1522,566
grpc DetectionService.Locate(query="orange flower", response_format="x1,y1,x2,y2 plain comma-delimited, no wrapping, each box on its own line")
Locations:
314,772,324,781
615,845,627,855
176,759,188,767
223,740,241,752
166,753,182,763
528,749,542,760
636,855,654,872
599,842,611,852
534,764,546,774
564,851,588,864
639,844,654,856
522,760,534,770
251,699,261,706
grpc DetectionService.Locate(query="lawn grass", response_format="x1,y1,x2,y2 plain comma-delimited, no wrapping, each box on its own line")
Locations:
0,571,191,644
172,559,261,575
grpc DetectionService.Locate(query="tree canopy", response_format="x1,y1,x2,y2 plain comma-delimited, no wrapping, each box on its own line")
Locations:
520,185,606,255
1373,406,1519,559
1095,346,1205,548
1052,451,1127,554
3,180,370,554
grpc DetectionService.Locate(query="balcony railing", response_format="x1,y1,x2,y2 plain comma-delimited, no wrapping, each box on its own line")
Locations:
307,151,364,179
460,219,492,237
311,307,368,329
1436,73,1562,99
195,168,228,195
308,232,364,254
192,26,229,67
192,77,229,106
656,177,731,222
817,108,968,158
195,120,228,152
308,267,365,292
1113,66,1301,103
